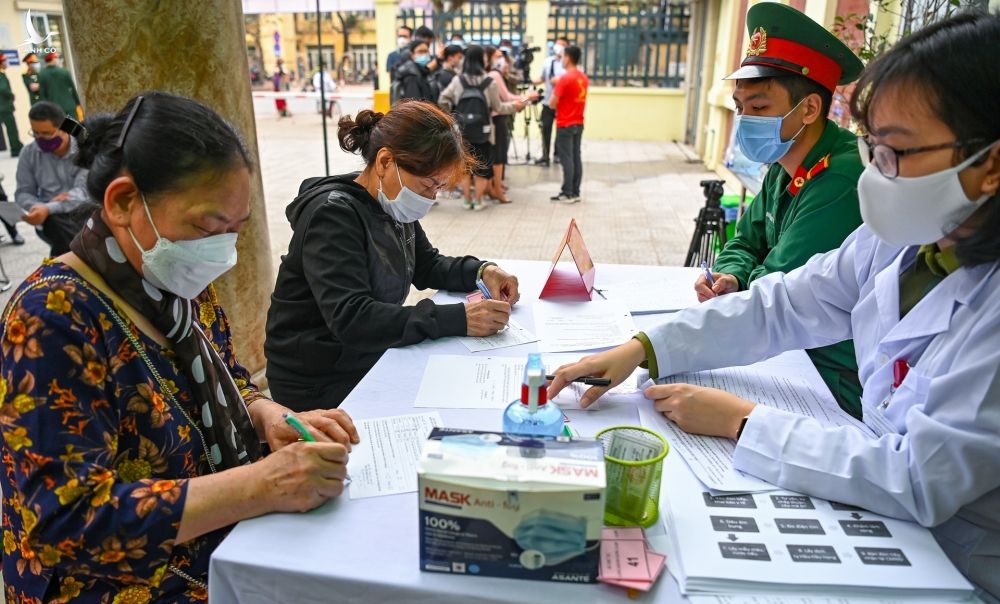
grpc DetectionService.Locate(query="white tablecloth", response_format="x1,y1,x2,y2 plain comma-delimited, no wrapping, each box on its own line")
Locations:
208,260,723,603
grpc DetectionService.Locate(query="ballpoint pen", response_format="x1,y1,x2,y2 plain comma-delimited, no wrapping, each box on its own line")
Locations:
475,278,493,300
283,412,316,442
700,261,716,287
546,375,612,387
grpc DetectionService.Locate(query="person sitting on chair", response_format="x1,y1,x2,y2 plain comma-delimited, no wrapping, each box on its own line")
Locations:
692,3,867,418
14,101,90,256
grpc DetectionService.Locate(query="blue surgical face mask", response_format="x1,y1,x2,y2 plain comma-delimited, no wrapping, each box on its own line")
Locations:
414,54,432,67
735,98,807,164
377,162,436,223
514,510,589,567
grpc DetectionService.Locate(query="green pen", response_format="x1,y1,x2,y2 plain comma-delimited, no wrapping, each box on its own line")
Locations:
283,412,316,442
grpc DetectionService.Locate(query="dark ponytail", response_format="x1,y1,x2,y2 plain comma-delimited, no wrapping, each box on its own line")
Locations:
75,92,253,204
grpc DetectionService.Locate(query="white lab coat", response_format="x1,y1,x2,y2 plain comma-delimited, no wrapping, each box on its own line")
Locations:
644,225,1000,598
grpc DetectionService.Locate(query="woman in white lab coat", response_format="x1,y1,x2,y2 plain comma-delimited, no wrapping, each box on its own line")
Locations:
549,13,1000,601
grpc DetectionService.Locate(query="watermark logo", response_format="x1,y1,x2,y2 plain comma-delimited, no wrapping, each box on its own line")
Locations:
19,10,59,54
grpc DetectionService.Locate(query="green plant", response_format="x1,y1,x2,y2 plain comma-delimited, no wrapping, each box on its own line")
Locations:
833,0,985,62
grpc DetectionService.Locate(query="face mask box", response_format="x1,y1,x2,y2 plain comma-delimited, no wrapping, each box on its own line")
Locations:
418,428,606,583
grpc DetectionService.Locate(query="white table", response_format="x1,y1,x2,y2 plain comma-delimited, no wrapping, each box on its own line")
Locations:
208,261,718,603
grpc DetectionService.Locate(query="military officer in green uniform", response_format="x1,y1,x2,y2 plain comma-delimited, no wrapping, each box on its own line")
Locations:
694,2,866,418
37,52,81,119
0,54,24,157
21,53,42,106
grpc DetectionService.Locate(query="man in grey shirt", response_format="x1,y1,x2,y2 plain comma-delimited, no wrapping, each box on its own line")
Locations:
15,101,89,256
533,37,568,167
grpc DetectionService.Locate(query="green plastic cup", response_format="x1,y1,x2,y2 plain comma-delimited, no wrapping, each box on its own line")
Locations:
596,426,669,528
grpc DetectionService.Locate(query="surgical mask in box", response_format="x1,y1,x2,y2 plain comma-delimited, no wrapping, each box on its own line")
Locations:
418,428,606,583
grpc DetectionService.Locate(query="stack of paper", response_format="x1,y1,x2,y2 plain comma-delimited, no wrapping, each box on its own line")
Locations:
655,453,974,600
598,527,666,592
646,354,874,493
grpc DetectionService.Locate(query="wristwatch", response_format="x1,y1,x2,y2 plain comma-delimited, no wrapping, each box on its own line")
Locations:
476,261,497,281
736,415,751,441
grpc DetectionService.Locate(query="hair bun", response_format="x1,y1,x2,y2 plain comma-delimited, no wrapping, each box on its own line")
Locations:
337,109,384,156
74,113,117,170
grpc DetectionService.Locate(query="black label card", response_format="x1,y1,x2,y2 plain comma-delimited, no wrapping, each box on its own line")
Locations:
840,520,892,538
830,501,865,511
775,518,825,535
703,492,757,509
718,542,771,561
710,516,760,533
787,544,841,563
856,547,911,566
770,495,815,510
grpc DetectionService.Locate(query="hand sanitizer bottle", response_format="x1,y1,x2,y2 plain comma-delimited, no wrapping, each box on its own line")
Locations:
502,353,564,437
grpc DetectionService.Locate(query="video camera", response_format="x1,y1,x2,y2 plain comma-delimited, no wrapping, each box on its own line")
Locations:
699,179,725,208
516,82,545,105
515,44,542,82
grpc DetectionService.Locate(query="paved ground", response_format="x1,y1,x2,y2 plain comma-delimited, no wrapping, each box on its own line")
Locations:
1,89,718,310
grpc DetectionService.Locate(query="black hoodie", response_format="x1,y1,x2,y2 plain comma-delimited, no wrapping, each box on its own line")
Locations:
264,173,483,410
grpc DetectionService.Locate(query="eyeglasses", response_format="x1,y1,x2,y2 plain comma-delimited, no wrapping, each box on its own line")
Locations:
28,130,60,140
858,136,986,179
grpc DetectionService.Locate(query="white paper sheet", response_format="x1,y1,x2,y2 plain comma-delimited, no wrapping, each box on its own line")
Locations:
413,353,643,409
0,203,26,225
414,354,594,409
348,412,442,499
596,275,700,314
660,453,974,599
533,299,638,353
458,318,539,352
642,364,874,493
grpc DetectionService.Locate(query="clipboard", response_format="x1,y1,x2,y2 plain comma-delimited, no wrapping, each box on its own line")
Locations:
539,219,596,301
0,203,26,225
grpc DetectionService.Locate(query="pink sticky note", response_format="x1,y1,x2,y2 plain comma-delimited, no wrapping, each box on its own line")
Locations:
600,577,654,592
602,527,646,541
466,291,484,303
599,538,650,580
646,550,666,582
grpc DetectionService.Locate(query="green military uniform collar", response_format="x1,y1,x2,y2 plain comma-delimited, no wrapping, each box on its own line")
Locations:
917,244,961,277
775,119,840,196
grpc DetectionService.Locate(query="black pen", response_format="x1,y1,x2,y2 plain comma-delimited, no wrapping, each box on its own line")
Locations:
545,375,612,387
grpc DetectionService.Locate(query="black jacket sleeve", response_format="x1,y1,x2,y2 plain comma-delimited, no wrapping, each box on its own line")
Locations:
301,200,470,354
412,221,482,293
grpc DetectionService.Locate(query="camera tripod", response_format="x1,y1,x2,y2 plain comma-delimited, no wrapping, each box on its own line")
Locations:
508,101,540,164
685,179,729,267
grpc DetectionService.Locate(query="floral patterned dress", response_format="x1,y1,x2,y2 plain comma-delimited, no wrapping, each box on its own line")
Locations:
1,260,265,603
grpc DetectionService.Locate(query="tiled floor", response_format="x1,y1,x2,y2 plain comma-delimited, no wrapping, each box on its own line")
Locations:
1,103,718,310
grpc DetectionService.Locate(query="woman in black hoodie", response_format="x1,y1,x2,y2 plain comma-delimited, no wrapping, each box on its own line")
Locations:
265,101,521,411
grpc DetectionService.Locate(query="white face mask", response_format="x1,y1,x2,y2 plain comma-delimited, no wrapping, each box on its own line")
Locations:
377,163,436,223
553,44,565,57
858,141,998,246
128,195,239,299
398,36,410,49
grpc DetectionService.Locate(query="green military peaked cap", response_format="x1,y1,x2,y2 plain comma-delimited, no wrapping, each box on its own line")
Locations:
724,2,864,92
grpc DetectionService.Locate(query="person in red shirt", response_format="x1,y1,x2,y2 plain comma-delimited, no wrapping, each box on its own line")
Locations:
550,45,588,203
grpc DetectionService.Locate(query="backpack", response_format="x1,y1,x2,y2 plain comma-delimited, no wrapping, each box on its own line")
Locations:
454,76,493,145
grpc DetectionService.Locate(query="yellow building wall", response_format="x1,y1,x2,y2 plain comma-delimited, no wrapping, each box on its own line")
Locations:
584,87,686,141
